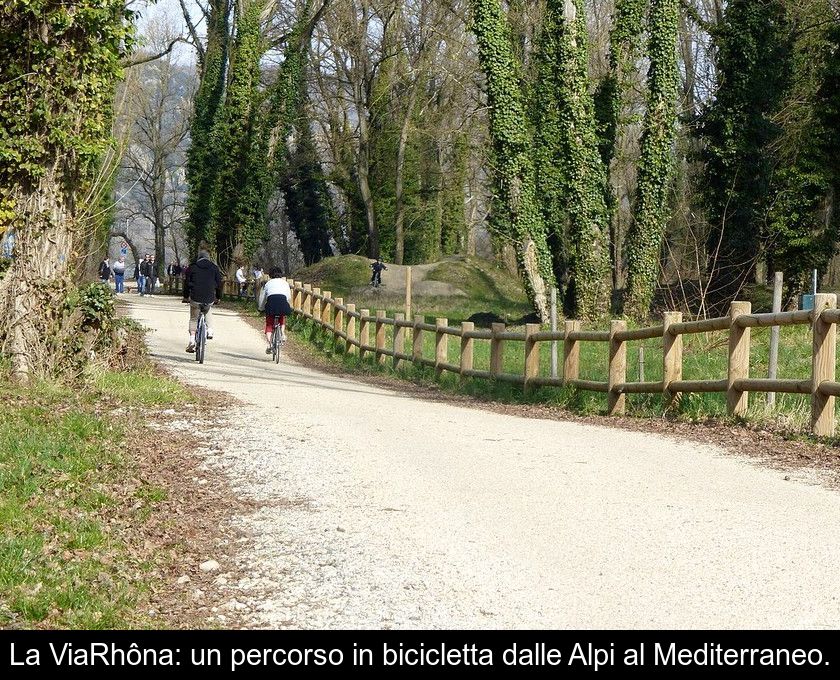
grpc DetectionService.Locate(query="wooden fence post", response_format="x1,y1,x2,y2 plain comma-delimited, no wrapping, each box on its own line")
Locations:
811,293,837,437
460,321,474,381
662,311,683,407
412,315,425,366
302,284,312,317
435,318,448,378
490,322,505,378
727,301,751,417
375,310,386,365
563,320,581,385
345,304,356,355
359,309,370,360
291,281,300,311
322,291,332,330
524,323,540,394
312,288,322,324
393,313,405,369
334,298,344,350
608,320,627,415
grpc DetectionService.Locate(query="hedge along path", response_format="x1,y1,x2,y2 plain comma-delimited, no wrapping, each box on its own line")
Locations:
290,280,840,438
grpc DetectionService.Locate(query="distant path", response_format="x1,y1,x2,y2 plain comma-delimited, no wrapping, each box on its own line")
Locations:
129,294,840,628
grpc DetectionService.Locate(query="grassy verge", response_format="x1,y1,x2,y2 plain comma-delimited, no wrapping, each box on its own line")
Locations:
293,254,533,323
0,365,194,629
285,314,835,437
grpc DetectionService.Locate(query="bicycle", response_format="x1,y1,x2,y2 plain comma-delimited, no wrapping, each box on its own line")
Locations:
269,316,285,364
194,303,211,364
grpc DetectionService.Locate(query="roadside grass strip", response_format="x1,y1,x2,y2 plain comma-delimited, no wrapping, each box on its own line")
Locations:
0,370,190,628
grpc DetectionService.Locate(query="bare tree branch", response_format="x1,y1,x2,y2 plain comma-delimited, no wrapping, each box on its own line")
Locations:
122,37,189,69
179,0,206,65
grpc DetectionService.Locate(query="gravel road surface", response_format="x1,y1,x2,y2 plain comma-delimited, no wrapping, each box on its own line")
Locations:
129,295,840,628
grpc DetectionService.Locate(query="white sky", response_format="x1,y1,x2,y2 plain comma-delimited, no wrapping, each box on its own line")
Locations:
134,0,199,66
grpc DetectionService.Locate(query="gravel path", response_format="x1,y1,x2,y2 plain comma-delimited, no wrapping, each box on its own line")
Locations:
129,295,840,629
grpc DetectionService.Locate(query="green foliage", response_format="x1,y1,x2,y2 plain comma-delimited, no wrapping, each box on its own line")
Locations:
185,0,230,254
624,0,680,319
440,135,470,258
282,87,336,266
469,0,555,319
0,2,134,194
594,0,647,168
532,0,612,320
209,0,269,269
765,3,840,295
73,282,116,330
699,0,793,304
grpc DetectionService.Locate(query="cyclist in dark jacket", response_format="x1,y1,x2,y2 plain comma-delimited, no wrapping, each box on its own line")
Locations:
370,258,387,286
182,250,223,353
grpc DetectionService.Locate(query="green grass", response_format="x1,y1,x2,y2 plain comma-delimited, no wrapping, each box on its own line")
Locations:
0,370,189,628
288,315,833,434
90,368,192,406
294,254,371,292
293,254,533,323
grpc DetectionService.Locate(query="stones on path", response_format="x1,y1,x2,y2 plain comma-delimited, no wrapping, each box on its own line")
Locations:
200,559,220,572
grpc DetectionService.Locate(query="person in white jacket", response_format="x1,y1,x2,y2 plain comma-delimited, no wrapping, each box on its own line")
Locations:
258,267,293,353
235,265,247,297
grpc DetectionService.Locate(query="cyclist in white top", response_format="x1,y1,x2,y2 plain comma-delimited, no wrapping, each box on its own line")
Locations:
258,267,293,353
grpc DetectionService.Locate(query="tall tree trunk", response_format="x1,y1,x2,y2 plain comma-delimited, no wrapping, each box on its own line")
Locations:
0,162,75,381
355,76,379,258
394,84,419,265
357,117,379,258
469,0,554,321
624,0,680,318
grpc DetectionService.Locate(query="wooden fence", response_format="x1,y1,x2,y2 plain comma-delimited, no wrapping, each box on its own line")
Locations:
286,280,840,437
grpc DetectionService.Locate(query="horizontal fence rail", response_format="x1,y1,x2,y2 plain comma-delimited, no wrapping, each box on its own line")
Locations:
286,280,840,438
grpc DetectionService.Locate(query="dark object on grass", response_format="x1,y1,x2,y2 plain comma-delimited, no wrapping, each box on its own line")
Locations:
466,311,504,328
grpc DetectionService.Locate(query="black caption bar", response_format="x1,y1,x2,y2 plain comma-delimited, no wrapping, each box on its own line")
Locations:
1,631,836,676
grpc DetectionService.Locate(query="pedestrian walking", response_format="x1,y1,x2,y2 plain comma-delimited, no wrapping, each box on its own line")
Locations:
134,256,145,295
112,256,126,293
236,264,247,298
98,257,111,284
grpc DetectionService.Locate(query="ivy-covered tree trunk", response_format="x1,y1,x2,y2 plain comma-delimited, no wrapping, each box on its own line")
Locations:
594,0,647,291
209,0,271,273
185,0,230,255
469,0,554,321
281,78,335,266
623,0,679,319
0,1,133,382
533,0,612,320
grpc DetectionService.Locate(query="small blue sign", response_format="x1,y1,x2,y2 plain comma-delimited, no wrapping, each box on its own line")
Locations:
1,230,15,258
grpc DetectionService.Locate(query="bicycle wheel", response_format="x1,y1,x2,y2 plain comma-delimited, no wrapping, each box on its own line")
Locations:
272,325,280,364
196,314,206,364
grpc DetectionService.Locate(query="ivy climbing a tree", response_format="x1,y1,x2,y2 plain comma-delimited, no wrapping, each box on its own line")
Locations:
207,0,271,273
623,0,679,319
0,1,135,381
532,0,612,320
594,0,647,290
469,0,554,321
185,0,231,255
